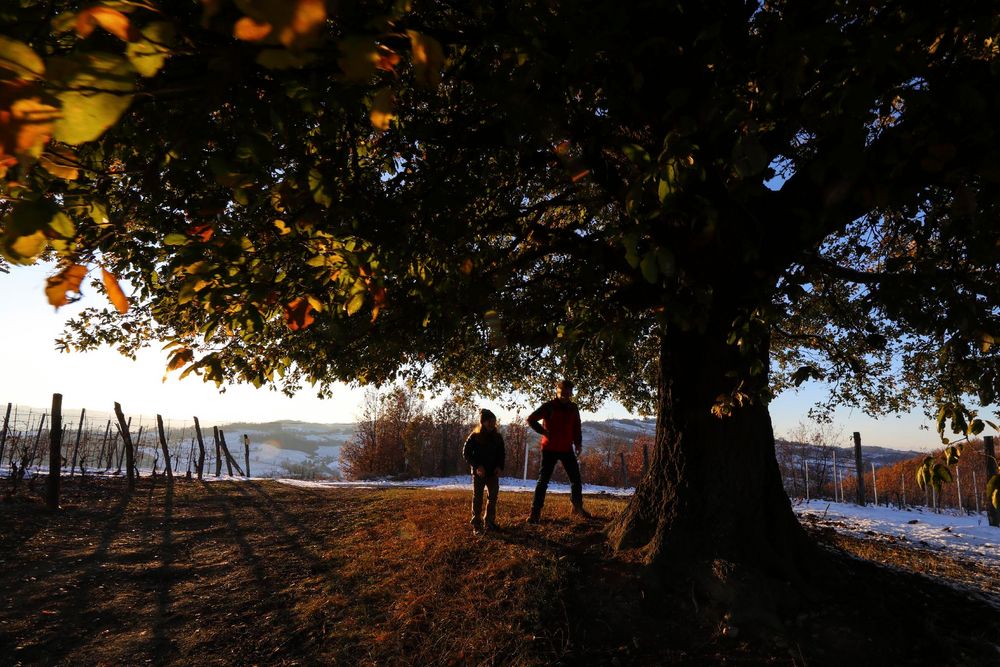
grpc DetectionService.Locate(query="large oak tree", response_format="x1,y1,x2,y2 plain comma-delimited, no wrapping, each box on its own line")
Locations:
3,0,1000,612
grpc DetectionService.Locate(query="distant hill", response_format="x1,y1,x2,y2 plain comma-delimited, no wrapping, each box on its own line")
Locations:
220,420,355,455
775,439,924,468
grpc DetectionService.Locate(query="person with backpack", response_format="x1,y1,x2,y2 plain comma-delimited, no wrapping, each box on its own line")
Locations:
463,408,506,534
526,379,592,523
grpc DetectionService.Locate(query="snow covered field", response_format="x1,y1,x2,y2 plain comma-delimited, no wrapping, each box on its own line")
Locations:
794,499,1000,564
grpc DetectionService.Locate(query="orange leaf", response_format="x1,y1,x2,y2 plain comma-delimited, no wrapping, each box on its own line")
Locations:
234,17,273,42
166,348,194,372
45,263,88,308
375,46,400,72
1,97,60,163
76,7,138,42
188,223,215,242
101,267,130,314
370,88,394,131
278,0,326,50
283,297,315,331
407,30,444,88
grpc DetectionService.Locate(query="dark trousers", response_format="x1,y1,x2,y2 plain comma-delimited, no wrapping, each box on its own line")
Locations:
532,450,583,511
471,474,499,525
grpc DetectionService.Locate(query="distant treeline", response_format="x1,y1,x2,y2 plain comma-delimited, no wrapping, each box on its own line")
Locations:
340,387,651,487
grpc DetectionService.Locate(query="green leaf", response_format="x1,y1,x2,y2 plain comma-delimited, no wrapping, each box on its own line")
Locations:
1,200,60,264
732,136,769,178
52,53,136,144
346,292,365,316
986,475,1000,510
970,419,985,436
309,168,332,207
944,445,960,465
658,160,678,202
623,232,641,268
655,247,676,277
639,253,658,283
163,233,188,246
0,36,45,79
48,212,75,238
623,143,651,167
934,463,952,484
126,22,176,77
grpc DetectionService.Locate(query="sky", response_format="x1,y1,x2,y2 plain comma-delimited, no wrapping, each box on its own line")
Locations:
0,261,947,450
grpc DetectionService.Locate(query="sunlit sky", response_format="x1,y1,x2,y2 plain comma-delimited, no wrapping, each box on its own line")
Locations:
1,262,946,450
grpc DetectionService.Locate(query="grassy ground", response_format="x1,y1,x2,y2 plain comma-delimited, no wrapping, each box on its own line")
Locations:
1,477,999,666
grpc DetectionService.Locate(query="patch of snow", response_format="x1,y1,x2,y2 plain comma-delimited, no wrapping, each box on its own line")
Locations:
794,499,1000,563
274,475,634,496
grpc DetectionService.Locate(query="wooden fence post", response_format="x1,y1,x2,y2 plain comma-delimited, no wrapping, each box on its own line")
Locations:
984,435,999,527
156,414,173,481
0,402,11,469
213,426,222,477
30,413,46,474
619,451,628,488
70,408,86,477
114,402,136,492
46,394,62,510
193,417,206,480
871,462,878,506
218,430,244,476
96,419,111,472
853,432,865,505
243,434,251,478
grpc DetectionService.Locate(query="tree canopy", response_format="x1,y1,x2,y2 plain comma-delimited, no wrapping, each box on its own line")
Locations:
2,0,1000,438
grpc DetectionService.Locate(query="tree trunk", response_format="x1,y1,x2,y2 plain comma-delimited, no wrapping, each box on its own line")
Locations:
608,323,814,618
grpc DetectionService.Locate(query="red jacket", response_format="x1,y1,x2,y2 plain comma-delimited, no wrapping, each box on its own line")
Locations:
527,400,582,453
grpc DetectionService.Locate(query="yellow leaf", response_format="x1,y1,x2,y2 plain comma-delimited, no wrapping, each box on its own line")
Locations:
76,7,138,42
45,263,88,308
101,267,130,314
345,292,364,316
10,230,47,261
39,146,80,180
0,36,45,79
407,30,444,88
370,88,394,131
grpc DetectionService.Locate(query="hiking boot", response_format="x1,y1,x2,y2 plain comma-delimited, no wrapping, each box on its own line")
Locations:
572,505,592,519
472,521,485,535
485,521,502,532
526,509,541,524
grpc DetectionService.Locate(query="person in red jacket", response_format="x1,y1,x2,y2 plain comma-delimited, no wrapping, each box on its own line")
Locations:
526,379,591,523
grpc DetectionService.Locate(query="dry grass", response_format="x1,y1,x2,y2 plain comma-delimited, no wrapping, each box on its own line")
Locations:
2,478,999,666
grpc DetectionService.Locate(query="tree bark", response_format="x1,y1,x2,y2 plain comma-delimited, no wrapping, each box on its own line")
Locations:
608,321,814,616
